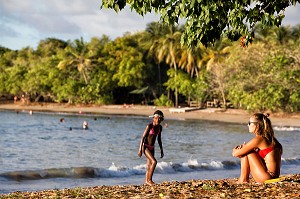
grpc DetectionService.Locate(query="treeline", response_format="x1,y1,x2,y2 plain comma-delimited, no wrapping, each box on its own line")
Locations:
0,22,300,112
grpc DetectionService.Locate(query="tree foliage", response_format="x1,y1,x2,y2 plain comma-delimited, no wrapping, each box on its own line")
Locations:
1,23,300,113
225,42,300,112
101,0,300,48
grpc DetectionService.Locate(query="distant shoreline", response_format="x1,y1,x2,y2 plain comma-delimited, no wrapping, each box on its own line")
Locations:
1,102,300,127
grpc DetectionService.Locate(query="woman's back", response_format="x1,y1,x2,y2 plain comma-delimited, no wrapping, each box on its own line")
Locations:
264,146,282,177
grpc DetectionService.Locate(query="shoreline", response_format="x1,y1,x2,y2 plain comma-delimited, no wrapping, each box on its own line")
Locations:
1,102,300,127
1,102,300,197
1,174,299,198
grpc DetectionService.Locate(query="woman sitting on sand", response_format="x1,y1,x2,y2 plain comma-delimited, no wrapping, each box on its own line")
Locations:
232,113,283,183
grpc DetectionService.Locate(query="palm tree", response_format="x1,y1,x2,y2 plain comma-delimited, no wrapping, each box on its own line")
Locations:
142,22,173,96
200,38,233,108
57,37,92,84
178,45,204,78
153,29,182,107
291,24,300,42
175,44,204,105
273,26,293,44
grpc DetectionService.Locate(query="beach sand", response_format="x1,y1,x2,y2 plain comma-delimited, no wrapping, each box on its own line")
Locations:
1,102,300,127
1,174,299,198
1,102,300,198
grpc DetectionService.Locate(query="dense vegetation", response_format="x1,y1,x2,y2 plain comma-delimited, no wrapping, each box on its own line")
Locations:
0,23,300,112
102,0,300,48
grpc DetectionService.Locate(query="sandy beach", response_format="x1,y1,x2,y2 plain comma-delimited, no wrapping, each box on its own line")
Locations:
1,102,300,127
1,174,299,198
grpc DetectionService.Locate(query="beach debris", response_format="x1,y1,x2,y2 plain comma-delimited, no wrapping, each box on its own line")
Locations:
1,174,299,198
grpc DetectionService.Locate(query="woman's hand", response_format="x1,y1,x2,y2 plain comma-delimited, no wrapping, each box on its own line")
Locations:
234,142,246,149
160,150,164,158
232,142,246,157
138,149,142,157
232,148,239,157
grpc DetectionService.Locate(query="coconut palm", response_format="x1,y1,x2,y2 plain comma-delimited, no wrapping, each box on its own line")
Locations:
178,44,204,78
200,38,233,108
57,37,92,84
150,28,182,107
142,22,173,96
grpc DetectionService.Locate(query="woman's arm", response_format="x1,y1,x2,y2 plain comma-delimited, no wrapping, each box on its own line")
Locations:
138,125,150,157
157,126,164,158
232,137,261,158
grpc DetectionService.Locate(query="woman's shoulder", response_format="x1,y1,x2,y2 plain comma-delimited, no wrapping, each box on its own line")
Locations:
254,136,275,148
253,135,264,141
249,136,265,146
146,123,154,130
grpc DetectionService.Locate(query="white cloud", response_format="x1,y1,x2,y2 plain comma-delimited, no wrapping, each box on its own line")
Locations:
0,0,299,50
282,4,300,26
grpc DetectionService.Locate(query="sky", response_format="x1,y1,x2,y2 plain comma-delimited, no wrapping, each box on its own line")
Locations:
0,0,300,50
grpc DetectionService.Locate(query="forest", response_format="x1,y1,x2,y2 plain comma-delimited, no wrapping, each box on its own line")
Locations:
0,22,300,112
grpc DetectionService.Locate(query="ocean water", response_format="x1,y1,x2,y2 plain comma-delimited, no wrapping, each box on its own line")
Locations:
0,110,299,194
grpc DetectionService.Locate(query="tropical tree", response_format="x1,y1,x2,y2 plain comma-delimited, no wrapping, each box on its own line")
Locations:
177,43,202,78
225,42,300,112
57,37,93,84
291,24,300,44
101,0,300,48
150,29,182,107
36,38,68,57
141,22,173,96
164,68,194,104
0,49,16,94
103,34,146,88
5,47,35,97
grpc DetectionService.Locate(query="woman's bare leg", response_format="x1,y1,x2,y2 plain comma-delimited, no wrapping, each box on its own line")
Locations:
144,149,157,185
145,158,150,183
238,155,251,183
247,153,270,183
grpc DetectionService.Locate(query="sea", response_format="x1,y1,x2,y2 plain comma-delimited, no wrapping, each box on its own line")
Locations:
0,109,299,194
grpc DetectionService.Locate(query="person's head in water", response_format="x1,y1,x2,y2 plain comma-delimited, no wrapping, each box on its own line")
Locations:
82,121,88,129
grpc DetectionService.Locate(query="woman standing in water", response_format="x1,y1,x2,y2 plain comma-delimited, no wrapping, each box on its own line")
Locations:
232,113,283,183
138,110,164,185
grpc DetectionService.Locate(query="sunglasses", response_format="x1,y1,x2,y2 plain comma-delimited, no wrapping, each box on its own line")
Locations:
248,121,257,125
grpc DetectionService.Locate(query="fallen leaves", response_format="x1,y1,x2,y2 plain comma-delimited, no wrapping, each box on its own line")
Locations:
1,174,299,198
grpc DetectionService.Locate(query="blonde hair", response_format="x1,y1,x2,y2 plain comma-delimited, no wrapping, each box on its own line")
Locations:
252,113,282,153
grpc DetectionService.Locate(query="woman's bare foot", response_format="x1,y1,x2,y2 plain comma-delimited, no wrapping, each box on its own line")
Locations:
236,179,249,184
145,180,155,185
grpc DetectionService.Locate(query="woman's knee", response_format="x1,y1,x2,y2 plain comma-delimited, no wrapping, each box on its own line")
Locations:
150,159,157,166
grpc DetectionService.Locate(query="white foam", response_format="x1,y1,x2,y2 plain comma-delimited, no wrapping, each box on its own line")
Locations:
274,126,300,131
91,157,300,179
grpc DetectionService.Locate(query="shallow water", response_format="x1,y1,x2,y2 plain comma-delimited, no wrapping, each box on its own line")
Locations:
0,110,299,194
